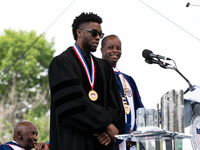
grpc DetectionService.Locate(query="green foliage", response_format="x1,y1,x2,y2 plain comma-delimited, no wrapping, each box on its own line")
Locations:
0,29,54,143
0,45,6,66
0,29,55,97
0,118,13,143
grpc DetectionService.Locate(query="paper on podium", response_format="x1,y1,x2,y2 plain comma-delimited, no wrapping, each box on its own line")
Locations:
115,133,134,140
115,127,192,140
115,133,137,141
115,127,164,140
184,85,200,102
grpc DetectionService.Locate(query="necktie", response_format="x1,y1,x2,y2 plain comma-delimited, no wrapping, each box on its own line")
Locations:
85,54,92,74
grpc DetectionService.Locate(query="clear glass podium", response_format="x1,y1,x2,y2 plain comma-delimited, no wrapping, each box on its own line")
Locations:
115,127,192,150
114,86,200,150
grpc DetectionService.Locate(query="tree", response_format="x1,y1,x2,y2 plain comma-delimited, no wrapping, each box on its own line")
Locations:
0,44,6,66
0,29,55,143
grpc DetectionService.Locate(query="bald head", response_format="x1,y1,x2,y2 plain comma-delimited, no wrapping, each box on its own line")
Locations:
13,121,38,149
14,121,36,133
101,34,120,48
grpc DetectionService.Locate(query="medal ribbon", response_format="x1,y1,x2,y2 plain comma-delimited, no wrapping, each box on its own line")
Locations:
73,43,95,89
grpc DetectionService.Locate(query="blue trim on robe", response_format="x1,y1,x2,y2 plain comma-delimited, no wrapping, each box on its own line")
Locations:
124,74,144,131
115,72,144,149
0,142,25,150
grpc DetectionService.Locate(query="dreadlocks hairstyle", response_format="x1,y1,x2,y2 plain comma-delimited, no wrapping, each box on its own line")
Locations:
72,12,103,40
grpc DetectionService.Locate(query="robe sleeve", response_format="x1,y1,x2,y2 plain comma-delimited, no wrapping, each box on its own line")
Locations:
101,60,125,134
49,54,121,133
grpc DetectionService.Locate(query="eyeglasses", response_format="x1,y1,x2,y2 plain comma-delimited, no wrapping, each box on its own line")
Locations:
80,29,104,39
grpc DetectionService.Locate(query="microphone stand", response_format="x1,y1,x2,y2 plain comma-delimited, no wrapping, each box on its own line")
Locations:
160,60,195,94
144,58,195,94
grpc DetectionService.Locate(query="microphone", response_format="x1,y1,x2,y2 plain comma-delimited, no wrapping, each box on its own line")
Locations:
186,2,200,7
145,58,170,69
186,2,190,7
145,58,160,65
142,49,171,60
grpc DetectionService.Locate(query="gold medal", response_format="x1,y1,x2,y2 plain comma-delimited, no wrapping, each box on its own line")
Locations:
88,90,98,101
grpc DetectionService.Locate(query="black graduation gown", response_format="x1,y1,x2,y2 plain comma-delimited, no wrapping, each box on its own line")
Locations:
48,47,125,150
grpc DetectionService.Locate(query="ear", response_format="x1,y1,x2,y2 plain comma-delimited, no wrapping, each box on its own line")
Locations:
17,131,23,140
100,47,104,53
76,29,82,39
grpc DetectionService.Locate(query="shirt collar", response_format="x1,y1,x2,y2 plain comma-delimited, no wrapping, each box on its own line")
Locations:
12,140,18,144
113,66,120,72
113,67,121,75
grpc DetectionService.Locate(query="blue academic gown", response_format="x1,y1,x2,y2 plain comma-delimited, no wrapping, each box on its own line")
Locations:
115,71,144,150
0,142,25,150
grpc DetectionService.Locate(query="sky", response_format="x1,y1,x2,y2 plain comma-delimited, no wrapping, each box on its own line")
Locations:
1,0,200,148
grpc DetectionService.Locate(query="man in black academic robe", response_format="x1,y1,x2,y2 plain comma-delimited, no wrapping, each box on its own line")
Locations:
48,12,125,150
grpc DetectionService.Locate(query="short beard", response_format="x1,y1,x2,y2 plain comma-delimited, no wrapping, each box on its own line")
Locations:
84,42,96,53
